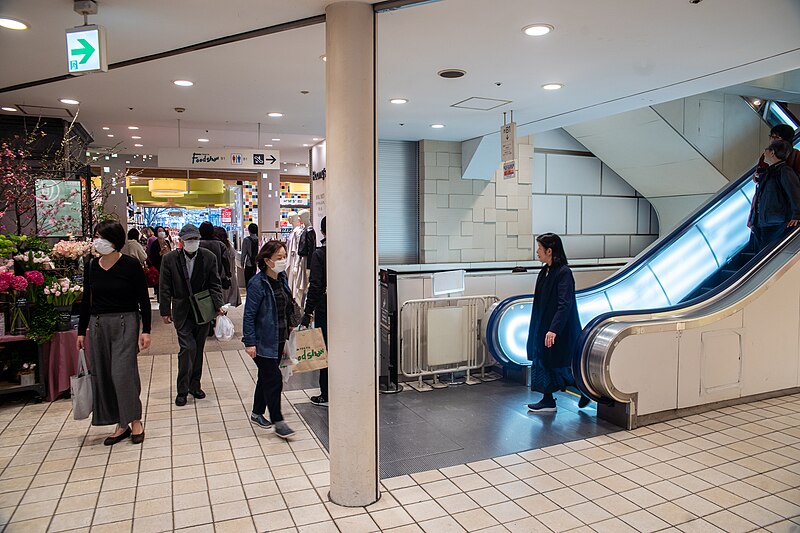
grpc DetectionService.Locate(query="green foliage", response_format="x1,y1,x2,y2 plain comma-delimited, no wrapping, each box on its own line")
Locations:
7,235,51,253
0,235,17,257
26,303,58,345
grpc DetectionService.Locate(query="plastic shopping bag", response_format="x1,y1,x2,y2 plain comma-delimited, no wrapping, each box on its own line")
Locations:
214,314,235,341
278,342,297,383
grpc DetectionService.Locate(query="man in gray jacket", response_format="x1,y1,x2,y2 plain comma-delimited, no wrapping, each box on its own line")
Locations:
160,224,224,406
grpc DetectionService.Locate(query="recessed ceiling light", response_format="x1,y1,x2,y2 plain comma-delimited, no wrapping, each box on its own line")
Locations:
128,126,139,130
312,138,320,141
102,126,110,130
272,138,280,141
390,98,409,104
107,134,114,138
264,144,273,147
522,24,553,36
59,98,80,105
320,55,327,62
752,99,762,106
267,112,283,118
173,80,194,87
131,135,142,139
430,124,445,129
1,106,17,112
542,83,563,90
0,18,28,30
283,168,288,171
303,144,309,147
198,138,209,142
134,144,143,147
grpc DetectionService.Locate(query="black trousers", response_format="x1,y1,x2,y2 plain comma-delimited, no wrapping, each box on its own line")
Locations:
176,320,211,395
317,316,328,398
750,225,786,253
244,265,256,287
253,346,284,423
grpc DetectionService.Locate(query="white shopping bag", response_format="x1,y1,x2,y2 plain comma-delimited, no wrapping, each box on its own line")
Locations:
214,314,235,341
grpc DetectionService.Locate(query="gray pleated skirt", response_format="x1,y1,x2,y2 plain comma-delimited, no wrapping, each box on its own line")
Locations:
89,312,142,427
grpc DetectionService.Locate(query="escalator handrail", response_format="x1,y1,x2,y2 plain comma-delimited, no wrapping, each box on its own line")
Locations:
572,223,800,404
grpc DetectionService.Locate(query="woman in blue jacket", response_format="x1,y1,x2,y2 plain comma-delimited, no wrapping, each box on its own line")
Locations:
526,233,591,413
243,240,297,438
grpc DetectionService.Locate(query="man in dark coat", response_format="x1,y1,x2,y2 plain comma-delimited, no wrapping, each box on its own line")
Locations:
160,224,224,406
301,217,327,405
748,140,800,252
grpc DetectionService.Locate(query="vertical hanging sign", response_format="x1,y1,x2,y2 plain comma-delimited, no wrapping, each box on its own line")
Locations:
66,25,108,74
501,121,517,179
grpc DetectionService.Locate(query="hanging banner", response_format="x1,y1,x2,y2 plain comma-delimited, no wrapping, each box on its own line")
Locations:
157,148,280,170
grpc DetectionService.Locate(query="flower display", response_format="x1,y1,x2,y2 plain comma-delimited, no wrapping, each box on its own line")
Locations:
23,270,44,287
44,278,82,307
51,239,92,261
0,259,13,273
0,271,12,291
13,250,54,270
10,276,27,292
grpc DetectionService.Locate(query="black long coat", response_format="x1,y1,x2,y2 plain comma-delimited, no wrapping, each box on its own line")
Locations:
526,263,582,369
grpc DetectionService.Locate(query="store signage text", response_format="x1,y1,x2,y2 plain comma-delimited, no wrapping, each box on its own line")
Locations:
312,168,326,181
158,148,280,170
66,25,108,74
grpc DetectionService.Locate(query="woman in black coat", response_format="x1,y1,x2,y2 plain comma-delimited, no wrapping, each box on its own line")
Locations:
526,233,591,413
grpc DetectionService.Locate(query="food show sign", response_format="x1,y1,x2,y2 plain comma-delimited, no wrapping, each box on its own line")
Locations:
157,148,280,170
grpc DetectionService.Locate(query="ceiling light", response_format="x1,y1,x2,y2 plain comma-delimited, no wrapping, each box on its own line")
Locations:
134,144,143,147
312,138,320,141
131,135,141,139
265,144,273,147
267,112,284,118
430,124,445,129
542,83,563,90
272,138,280,141
102,126,109,130
390,98,409,104
107,134,114,138
752,99,762,106
302,144,309,147
283,168,288,171
59,98,80,105
1,106,17,112
320,55,327,62
173,80,194,87
522,24,553,36
198,138,209,142
128,126,139,130
0,18,28,30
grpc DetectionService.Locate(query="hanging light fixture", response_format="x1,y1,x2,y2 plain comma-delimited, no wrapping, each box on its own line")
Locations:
149,178,188,197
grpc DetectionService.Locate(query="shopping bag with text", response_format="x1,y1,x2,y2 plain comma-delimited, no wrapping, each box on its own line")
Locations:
289,327,328,373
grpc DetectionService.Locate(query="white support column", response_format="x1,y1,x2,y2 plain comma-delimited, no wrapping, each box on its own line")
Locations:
325,1,379,507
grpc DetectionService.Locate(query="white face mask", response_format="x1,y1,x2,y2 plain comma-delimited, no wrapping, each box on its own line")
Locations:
183,240,200,253
271,259,288,273
158,231,166,238
93,238,115,256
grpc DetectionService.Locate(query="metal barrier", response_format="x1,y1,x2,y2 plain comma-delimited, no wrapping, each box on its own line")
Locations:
399,295,499,391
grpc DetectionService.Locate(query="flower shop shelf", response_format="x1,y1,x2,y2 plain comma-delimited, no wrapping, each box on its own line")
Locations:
0,335,45,402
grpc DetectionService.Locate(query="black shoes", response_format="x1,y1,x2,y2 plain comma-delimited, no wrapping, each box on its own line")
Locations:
527,399,557,413
104,427,131,446
310,395,328,407
131,431,145,444
175,394,187,407
578,395,592,408
190,389,206,400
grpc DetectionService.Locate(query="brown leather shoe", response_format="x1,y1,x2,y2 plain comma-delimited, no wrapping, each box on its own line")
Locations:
104,427,131,446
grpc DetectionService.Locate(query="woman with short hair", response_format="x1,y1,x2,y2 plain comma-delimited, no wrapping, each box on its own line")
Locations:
77,220,151,445
242,240,297,439
121,227,147,265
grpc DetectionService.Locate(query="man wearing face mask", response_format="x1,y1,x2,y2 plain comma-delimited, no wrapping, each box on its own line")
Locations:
159,224,224,406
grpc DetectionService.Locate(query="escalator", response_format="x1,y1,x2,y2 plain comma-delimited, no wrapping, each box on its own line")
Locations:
484,121,800,376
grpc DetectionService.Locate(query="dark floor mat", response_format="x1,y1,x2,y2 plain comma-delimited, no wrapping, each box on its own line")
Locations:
295,379,620,479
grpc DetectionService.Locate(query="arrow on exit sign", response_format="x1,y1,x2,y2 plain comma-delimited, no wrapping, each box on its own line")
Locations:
71,38,96,64
66,25,108,74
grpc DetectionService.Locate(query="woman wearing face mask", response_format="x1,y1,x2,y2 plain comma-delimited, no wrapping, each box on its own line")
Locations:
242,240,297,439
146,226,171,301
77,221,151,445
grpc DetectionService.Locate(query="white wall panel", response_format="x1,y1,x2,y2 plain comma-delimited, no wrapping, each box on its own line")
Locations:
546,154,602,195
567,196,582,234
533,153,546,194
582,197,639,235
532,194,566,234
604,235,630,258
601,164,636,197
560,235,604,259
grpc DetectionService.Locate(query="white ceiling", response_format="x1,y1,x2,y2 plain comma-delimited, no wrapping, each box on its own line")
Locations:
1,0,799,166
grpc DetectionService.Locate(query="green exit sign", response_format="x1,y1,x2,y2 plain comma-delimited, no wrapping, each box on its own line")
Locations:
66,25,107,74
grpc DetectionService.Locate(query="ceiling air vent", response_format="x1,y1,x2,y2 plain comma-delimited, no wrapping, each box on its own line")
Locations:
438,69,466,79
16,104,75,119
451,97,512,111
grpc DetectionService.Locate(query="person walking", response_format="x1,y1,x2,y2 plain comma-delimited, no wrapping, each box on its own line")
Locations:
243,240,297,439
301,217,328,406
159,224,224,406
526,233,591,413
748,140,800,252
214,226,241,307
147,226,171,302
77,221,151,445
241,223,259,286
121,227,147,265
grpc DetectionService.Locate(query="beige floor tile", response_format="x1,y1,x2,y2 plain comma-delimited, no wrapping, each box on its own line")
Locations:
132,512,173,533
211,500,251,522
253,509,294,531
418,515,467,533
135,496,173,517
92,503,134,525
289,503,330,526
369,506,414,530
173,505,213,529
10,498,58,522
334,513,380,533
49,509,94,532
404,500,448,522
97,488,136,508
3,516,52,532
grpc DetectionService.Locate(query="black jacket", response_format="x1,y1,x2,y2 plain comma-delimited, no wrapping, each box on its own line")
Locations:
303,242,327,322
749,161,800,228
159,248,223,329
199,239,231,279
526,263,582,369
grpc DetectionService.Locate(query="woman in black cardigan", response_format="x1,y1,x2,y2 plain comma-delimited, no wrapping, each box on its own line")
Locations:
526,233,591,413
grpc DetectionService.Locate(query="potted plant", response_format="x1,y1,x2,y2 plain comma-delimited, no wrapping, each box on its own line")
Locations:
17,361,36,386
0,272,30,335
44,278,82,331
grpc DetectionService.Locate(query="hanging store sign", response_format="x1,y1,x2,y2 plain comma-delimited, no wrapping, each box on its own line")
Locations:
66,25,107,74
500,121,517,179
220,208,232,223
157,148,280,170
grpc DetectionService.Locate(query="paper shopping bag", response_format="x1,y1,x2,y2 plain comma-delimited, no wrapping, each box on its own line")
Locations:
289,327,328,373
70,349,93,420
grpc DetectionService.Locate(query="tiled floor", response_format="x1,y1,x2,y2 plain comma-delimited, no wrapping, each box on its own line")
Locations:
0,305,799,532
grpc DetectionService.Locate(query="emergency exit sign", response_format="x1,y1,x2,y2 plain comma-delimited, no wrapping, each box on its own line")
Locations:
66,25,108,74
